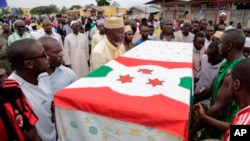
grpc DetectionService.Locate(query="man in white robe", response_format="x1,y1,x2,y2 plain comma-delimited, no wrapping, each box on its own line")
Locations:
64,21,89,79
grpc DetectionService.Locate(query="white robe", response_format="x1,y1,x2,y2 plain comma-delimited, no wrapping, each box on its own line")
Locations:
64,32,89,79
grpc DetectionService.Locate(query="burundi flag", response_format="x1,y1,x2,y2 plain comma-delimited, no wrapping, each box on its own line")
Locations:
55,41,193,141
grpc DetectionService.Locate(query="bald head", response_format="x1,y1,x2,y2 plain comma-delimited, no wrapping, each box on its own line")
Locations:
223,29,246,50
7,39,39,69
38,36,59,50
231,58,250,92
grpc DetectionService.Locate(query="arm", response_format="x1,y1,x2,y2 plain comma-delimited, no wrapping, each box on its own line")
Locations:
194,103,230,133
190,75,234,137
206,75,234,119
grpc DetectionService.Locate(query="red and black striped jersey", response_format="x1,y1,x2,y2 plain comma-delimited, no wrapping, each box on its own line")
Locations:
0,79,38,141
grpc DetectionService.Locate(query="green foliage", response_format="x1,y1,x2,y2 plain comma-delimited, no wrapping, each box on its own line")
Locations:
96,0,111,6
60,6,68,14
69,5,82,10
0,8,11,18
30,4,59,15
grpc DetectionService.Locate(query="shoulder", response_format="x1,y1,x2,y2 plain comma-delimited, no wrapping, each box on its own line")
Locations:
2,78,20,89
92,40,106,53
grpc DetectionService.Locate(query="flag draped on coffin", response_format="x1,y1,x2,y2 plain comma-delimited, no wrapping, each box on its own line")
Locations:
54,41,193,141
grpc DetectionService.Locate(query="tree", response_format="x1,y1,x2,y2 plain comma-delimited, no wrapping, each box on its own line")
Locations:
0,7,11,18
85,3,95,7
69,5,82,10
17,7,23,15
96,0,111,6
60,6,68,14
30,4,59,15
111,1,120,7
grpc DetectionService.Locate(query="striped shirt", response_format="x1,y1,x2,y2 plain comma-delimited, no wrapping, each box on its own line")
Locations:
224,105,250,141
0,79,38,141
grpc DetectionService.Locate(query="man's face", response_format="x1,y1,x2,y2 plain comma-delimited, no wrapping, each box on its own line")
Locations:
200,20,208,30
26,42,49,74
207,48,221,65
124,31,133,42
243,47,250,57
192,23,200,31
71,23,80,33
43,21,52,33
140,26,149,38
205,26,215,39
148,27,154,36
111,27,124,46
194,37,205,50
46,41,64,68
15,21,25,35
219,15,226,23
243,27,250,37
97,23,105,34
162,20,173,33
2,23,10,32
183,23,191,34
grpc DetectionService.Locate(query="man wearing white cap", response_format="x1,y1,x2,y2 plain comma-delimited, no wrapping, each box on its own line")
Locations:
215,12,227,31
64,21,89,78
8,20,34,46
122,25,134,51
90,16,125,71
91,18,105,52
243,37,250,57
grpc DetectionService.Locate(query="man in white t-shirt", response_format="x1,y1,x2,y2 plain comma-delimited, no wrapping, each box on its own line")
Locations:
7,39,56,141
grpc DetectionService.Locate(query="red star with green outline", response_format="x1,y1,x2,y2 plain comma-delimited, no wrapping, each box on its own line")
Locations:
147,78,164,87
117,74,134,83
138,69,153,74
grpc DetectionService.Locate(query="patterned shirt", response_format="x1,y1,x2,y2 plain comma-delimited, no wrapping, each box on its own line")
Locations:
0,79,38,141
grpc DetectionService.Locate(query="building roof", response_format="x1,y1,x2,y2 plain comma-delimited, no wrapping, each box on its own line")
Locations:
128,6,160,14
84,6,104,12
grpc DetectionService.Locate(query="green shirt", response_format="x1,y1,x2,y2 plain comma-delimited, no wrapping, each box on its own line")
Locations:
200,57,244,140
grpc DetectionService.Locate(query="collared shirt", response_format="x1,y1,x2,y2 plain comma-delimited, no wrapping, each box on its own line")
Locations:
36,29,63,47
8,32,34,46
134,38,152,46
153,31,183,42
9,72,56,141
49,65,77,94
195,55,224,104
90,36,125,71
91,32,105,52
193,46,205,76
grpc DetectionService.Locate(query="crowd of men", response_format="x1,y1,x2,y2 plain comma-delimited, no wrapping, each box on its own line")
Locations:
0,11,250,141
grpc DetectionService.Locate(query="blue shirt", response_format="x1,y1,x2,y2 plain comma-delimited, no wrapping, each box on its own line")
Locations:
134,38,152,46
49,65,77,94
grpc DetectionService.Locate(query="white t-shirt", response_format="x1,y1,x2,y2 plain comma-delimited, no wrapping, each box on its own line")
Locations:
9,72,56,141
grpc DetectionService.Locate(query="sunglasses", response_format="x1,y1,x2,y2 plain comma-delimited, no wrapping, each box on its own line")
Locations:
27,51,47,60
